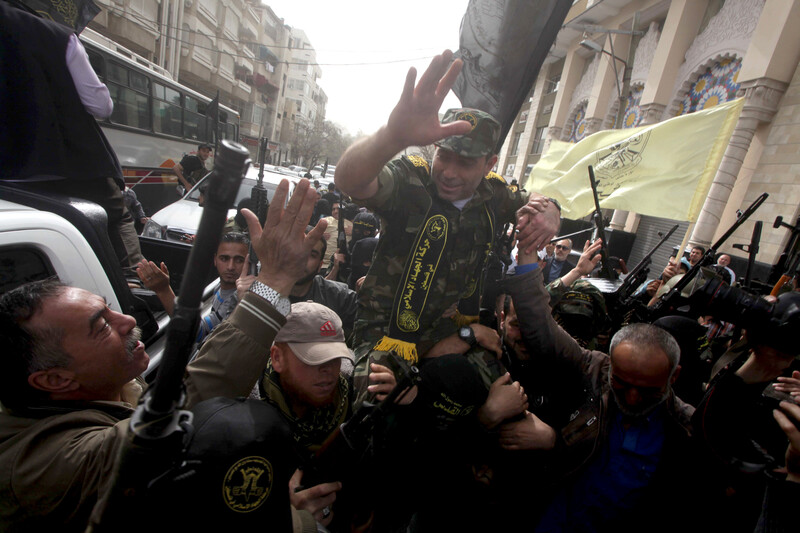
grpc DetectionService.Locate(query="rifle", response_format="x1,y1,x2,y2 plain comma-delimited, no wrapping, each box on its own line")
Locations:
88,141,251,531
612,224,679,308
587,166,616,279
769,215,800,296
732,220,762,291
650,192,768,319
249,137,270,275
301,357,420,487
332,203,350,279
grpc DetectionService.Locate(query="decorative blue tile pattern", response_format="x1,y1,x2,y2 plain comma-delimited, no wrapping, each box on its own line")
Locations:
622,85,644,128
678,57,742,116
568,102,588,143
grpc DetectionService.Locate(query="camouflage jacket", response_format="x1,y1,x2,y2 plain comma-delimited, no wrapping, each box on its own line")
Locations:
352,155,525,353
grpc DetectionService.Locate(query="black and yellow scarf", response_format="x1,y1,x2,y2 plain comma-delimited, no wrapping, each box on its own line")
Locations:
373,195,494,363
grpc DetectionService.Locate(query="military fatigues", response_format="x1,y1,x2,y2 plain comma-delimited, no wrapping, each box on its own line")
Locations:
350,155,525,407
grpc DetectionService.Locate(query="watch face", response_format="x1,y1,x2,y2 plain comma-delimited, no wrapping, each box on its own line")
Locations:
460,327,472,338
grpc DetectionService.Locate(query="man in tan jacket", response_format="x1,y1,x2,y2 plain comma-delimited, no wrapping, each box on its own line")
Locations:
0,179,325,532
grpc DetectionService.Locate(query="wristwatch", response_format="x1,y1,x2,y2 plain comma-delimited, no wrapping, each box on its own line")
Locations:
458,326,477,348
546,196,562,213
248,280,291,317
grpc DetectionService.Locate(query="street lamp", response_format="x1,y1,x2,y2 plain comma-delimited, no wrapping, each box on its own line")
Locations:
579,36,628,99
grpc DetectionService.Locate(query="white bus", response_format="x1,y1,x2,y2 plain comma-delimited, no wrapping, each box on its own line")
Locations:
80,29,240,214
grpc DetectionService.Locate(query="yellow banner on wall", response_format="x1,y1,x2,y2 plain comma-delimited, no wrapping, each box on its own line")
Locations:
528,98,744,222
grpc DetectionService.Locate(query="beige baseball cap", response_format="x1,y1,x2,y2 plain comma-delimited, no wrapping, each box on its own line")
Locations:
274,302,353,365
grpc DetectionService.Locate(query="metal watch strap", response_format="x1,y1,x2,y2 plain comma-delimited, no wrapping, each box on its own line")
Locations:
249,280,291,317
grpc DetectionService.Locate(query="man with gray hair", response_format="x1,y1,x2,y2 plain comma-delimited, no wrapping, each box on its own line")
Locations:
496,240,702,531
0,179,327,531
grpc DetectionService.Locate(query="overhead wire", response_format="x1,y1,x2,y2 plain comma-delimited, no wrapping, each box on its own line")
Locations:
99,4,442,65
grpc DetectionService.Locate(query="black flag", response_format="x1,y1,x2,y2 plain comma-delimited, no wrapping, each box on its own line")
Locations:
7,0,100,33
453,0,573,151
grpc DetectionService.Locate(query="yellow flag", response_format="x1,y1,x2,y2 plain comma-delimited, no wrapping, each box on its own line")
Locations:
529,98,744,222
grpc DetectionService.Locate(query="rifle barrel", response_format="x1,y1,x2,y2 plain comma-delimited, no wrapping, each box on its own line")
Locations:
587,166,615,279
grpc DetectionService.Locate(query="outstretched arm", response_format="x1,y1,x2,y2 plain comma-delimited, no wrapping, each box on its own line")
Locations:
184,179,327,404
335,50,472,200
173,163,192,193
558,239,603,287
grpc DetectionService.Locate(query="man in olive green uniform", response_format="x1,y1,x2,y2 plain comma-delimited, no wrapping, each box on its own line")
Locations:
335,50,561,408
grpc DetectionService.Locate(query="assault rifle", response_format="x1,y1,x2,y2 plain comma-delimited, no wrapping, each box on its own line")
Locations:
769,215,800,296
588,165,616,280
249,137,270,275
650,192,768,319
330,203,351,280
292,356,420,529
612,224,679,309
300,356,420,488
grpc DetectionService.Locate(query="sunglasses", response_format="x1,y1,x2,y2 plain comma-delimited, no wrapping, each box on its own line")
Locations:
555,245,570,251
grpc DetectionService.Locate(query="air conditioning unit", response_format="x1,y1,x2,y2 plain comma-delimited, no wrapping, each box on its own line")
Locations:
542,104,554,114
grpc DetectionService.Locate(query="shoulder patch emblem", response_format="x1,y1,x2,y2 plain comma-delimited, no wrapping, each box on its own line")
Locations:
485,171,506,183
222,456,273,513
407,155,430,172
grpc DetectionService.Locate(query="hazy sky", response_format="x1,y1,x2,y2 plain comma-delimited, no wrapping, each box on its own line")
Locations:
263,0,470,136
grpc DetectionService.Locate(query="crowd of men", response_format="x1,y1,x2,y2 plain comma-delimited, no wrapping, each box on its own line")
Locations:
1,11,799,531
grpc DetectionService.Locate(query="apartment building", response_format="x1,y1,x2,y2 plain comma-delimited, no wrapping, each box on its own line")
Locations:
496,0,800,273
87,0,325,161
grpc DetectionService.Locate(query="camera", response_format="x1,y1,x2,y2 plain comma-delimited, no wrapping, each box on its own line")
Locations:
690,277,800,357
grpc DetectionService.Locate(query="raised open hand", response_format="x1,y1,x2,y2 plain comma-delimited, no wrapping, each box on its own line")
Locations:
385,50,473,150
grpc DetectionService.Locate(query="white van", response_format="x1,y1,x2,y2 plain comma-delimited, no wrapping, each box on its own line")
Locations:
142,166,297,242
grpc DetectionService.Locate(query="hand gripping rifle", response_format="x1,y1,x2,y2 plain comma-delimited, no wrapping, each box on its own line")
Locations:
650,192,768,319
249,138,270,275
297,356,421,526
88,141,250,532
301,357,420,488
588,166,617,279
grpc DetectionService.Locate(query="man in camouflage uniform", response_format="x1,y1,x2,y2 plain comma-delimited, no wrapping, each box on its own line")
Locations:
335,50,561,408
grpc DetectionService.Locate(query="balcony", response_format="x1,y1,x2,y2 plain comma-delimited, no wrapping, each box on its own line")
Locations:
240,18,258,41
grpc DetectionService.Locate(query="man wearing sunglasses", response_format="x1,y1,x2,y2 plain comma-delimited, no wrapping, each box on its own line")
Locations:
542,238,576,284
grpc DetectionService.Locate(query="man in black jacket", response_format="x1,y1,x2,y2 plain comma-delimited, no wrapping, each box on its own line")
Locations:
541,238,576,284
0,2,142,270
288,227,358,340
